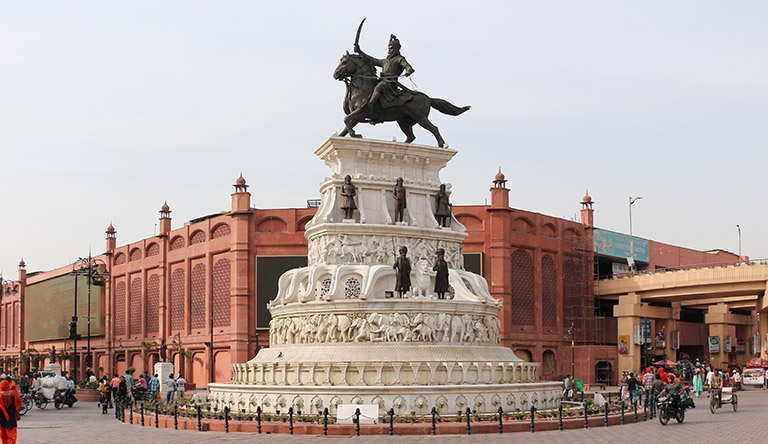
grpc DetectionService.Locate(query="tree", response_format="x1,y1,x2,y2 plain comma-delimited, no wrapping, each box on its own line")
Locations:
140,340,157,373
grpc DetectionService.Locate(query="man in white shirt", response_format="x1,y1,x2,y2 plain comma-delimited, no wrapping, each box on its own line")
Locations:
163,376,176,403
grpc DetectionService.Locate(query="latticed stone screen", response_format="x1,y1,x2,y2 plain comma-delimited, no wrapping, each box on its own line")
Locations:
190,264,206,329
170,269,185,331
146,274,160,334
114,253,126,265
146,243,160,257
542,254,557,327
129,277,142,336
212,259,231,328
190,231,206,245
170,236,185,251
114,281,126,336
510,249,534,326
211,224,231,239
129,248,142,262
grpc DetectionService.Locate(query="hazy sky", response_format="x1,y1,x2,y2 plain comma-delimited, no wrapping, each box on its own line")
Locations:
1,1,767,277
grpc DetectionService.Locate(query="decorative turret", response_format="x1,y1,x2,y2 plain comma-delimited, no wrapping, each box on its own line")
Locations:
490,168,509,208
159,202,172,236
580,191,594,228
231,174,251,213
105,223,117,253
18,259,25,270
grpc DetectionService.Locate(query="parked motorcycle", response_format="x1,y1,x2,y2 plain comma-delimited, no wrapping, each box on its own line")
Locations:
53,389,77,409
657,393,686,425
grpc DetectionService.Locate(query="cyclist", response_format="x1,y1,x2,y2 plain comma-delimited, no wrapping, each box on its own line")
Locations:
710,368,724,407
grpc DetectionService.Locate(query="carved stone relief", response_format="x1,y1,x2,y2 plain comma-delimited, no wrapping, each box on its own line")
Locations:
270,312,501,345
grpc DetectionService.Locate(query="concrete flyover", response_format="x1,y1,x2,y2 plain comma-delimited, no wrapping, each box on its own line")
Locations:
597,261,768,374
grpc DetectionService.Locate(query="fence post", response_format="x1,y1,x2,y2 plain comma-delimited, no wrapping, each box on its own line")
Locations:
155,403,159,428
558,404,563,431
140,403,145,426
257,406,262,434
121,402,125,423
129,403,134,424
388,408,394,436
644,398,648,421
197,405,202,431
354,408,360,436
224,406,229,433
466,408,471,435
634,401,638,423
583,404,588,429
620,402,625,425
174,404,178,430
530,406,536,433
431,407,437,435
498,406,503,434
604,403,609,427
288,407,294,435
323,408,329,436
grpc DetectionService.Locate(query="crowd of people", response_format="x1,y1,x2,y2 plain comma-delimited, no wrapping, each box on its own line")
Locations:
96,371,187,416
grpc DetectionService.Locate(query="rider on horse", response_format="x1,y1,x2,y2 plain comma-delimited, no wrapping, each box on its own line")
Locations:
354,34,414,110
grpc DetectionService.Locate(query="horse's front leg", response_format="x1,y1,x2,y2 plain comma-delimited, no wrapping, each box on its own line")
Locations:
343,113,363,138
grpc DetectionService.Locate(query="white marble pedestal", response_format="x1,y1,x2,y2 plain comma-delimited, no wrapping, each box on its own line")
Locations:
154,362,174,392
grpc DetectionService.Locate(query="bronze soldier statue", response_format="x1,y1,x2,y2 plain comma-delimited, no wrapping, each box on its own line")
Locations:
433,248,449,300
159,338,168,362
50,345,57,364
354,34,414,110
393,246,411,298
434,184,451,227
393,177,406,223
340,175,357,220
334,19,470,147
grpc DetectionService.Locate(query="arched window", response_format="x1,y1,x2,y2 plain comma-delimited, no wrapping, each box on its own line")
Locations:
511,249,534,325
542,350,556,376
542,255,557,327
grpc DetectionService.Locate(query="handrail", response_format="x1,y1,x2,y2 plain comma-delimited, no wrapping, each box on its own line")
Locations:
598,259,768,281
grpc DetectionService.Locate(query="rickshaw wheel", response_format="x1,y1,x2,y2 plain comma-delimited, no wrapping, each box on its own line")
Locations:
732,394,738,412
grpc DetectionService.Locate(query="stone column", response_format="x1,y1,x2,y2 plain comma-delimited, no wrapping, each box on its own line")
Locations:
705,303,753,369
229,175,253,369
614,292,677,376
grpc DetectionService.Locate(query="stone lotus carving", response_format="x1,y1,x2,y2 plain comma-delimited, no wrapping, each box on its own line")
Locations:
269,312,501,345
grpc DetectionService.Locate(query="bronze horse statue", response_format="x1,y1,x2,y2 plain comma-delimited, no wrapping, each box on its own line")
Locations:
333,52,470,148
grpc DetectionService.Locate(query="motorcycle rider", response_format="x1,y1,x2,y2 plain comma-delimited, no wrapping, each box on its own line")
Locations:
659,374,685,415
649,373,665,418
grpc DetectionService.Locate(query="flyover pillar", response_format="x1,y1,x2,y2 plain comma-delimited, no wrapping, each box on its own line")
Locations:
614,292,677,376
705,303,754,369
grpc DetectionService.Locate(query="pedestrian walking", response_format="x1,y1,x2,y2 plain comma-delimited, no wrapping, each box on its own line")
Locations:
110,373,120,408
692,369,703,397
0,380,21,444
148,374,160,402
163,375,176,404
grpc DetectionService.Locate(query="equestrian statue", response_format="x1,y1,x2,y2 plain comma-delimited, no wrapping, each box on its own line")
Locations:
333,18,470,148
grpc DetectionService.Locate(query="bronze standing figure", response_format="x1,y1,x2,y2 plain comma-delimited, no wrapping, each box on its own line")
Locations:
333,19,470,148
340,175,357,220
434,184,452,227
393,246,412,298
159,338,168,362
433,248,449,300
393,177,407,223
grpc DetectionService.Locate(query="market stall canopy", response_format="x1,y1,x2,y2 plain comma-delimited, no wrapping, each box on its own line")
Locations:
652,359,679,366
746,358,768,368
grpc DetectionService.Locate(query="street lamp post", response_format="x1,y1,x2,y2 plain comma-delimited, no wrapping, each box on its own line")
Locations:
736,225,742,261
71,254,109,381
629,196,643,272
565,322,575,380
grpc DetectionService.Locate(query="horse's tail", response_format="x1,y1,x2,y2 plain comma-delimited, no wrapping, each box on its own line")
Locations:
430,98,471,116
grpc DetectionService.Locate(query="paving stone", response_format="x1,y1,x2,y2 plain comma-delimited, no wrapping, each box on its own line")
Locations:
17,389,768,443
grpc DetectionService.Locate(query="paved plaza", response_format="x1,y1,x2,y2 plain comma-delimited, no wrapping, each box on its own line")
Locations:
15,389,768,443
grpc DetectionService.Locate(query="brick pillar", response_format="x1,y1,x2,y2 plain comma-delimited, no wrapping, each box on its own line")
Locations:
229,175,252,368
487,170,512,346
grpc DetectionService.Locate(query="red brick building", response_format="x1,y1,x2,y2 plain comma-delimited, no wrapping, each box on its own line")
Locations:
0,172,735,387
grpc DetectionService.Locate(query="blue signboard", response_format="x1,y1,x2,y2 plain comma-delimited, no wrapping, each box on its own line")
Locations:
594,228,649,263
